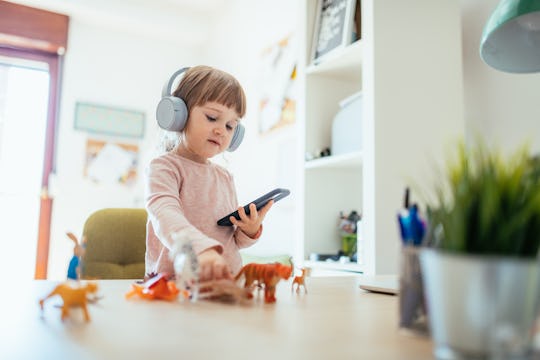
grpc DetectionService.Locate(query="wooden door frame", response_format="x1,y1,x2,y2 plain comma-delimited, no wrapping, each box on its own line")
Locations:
0,46,62,279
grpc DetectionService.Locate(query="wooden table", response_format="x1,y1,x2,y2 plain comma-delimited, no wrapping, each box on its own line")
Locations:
0,277,433,359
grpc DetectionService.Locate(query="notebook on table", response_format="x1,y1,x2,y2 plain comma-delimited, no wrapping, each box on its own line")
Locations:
358,274,399,295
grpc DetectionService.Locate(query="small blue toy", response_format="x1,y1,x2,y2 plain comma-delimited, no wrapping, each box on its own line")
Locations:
66,232,86,280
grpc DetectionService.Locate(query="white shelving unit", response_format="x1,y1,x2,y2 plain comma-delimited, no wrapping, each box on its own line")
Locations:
296,0,465,275
296,0,364,274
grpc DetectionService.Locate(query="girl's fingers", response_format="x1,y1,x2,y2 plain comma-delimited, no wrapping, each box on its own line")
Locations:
248,203,257,219
213,263,226,279
258,200,274,218
200,264,212,282
238,205,247,218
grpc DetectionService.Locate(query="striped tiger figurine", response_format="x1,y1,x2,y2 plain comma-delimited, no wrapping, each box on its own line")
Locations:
234,262,293,303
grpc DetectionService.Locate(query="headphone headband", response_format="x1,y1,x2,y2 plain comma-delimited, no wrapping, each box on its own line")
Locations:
162,67,190,98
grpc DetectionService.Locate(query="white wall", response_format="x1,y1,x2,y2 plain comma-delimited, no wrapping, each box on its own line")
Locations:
461,0,540,154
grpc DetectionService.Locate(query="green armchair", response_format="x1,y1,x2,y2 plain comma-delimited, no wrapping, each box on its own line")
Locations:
81,208,147,279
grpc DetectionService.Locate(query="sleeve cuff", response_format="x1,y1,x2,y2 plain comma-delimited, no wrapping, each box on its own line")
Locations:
247,225,263,239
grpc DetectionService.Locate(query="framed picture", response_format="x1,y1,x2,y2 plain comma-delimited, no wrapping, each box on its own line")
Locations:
74,102,145,138
311,0,359,64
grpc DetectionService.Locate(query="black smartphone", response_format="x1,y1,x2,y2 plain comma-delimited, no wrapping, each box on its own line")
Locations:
217,188,291,226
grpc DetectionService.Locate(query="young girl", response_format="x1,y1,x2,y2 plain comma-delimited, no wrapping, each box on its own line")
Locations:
145,65,273,282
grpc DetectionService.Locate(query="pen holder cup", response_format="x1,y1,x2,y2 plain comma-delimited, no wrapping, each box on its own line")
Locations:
399,246,429,336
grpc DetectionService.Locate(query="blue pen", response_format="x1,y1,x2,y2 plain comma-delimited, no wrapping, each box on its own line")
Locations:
397,213,407,241
397,187,411,244
397,187,426,245
408,204,425,246
404,187,410,209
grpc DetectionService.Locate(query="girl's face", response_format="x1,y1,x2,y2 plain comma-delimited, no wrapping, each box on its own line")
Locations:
181,101,240,162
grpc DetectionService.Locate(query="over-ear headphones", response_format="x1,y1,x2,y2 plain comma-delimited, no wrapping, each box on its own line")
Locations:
156,67,244,152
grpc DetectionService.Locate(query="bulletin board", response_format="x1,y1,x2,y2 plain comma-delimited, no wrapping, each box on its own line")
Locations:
84,139,138,186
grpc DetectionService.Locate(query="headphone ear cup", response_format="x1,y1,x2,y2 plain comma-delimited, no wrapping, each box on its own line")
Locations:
227,123,244,152
156,96,188,131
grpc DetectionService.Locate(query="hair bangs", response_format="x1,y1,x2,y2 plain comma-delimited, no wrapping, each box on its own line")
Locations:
200,75,246,118
173,66,246,119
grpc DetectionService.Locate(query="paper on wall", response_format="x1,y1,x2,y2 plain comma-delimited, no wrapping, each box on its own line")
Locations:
87,143,134,184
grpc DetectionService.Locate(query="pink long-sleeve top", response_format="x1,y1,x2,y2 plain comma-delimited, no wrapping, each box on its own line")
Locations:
144,152,257,276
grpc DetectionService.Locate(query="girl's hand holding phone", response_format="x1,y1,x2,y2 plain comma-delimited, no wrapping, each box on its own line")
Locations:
230,200,273,238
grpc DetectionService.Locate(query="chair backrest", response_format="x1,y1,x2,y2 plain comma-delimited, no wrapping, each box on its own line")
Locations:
81,208,147,279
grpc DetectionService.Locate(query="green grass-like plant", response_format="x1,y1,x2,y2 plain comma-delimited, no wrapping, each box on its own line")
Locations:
427,141,540,257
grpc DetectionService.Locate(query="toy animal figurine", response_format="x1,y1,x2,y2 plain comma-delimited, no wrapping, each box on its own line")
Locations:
66,232,86,280
198,279,253,304
235,262,293,303
39,281,98,322
125,273,182,301
170,230,200,301
291,267,309,294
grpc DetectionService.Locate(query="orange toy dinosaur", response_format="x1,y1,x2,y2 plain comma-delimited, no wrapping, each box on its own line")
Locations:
39,281,98,322
291,267,308,294
235,262,293,303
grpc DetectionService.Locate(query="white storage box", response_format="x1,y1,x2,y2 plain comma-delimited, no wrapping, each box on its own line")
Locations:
331,92,362,156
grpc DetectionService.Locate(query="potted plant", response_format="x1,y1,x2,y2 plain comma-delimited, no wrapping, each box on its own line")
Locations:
420,141,540,359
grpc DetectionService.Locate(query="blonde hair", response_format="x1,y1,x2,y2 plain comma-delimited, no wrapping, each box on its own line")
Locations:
160,66,246,152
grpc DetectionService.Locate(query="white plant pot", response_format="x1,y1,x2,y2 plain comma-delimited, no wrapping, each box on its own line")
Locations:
420,249,540,359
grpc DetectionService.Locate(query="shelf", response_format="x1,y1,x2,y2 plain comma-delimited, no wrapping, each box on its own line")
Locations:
306,40,362,81
303,260,364,274
298,0,364,275
305,151,363,169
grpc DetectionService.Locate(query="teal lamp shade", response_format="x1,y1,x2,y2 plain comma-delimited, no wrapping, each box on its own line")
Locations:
480,0,540,73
